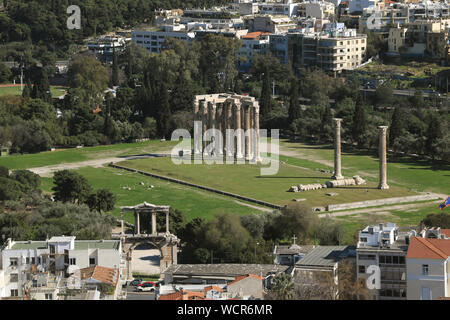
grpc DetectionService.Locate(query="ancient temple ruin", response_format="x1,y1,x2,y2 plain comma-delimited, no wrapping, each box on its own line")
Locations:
194,93,261,162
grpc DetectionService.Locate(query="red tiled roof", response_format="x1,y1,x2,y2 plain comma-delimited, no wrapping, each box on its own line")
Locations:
227,274,262,287
242,32,270,39
406,237,450,260
80,265,118,286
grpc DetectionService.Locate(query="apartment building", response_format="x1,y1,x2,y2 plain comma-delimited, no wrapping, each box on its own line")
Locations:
298,1,337,20
132,25,196,53
268,26,367,73
238,31,271,71
356,223,409,300
388,19,450,58
258,0,300,18
0,237,122,299
349,0,379,14
180,9,244,29
406,228,450,300
86,36,129,62
247,14,297,33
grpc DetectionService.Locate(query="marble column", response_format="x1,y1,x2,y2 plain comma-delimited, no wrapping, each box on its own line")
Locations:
332,118,344,180
252,106,262,162
235,103,243,159
244,105,251,161
227,102,234,157
135,210,140,235
121,211,124,236
194,100,201,155
210,102,216,156
151,211,157,234
165,211,170,234
378,126,389,190
201,101,208,154
216,104,223,155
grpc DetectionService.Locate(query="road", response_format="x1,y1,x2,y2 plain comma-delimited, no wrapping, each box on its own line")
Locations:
360,87,449,99
125,285,156,300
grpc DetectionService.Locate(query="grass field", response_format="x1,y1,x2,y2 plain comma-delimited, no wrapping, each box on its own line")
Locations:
0,140,178,170
279,140,450,195
40,166,262,224
0,85,68,98
116,155,415,207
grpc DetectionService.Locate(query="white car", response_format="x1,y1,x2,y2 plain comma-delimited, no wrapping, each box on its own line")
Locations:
136,282,156,292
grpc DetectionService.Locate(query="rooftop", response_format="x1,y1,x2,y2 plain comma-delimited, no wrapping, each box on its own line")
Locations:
406,237,450,260
164,264,289,277
295,246,356,268
80,265,119,286
274,244,315,255
8,240,120,251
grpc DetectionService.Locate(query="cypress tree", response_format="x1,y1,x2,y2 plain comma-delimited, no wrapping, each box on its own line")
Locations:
352,102,367,147
288,78,301,124
425,115,442,158
156,82,171,139
112,47,119,86
389,107,404,147
260,71,271,122
22,79,32,99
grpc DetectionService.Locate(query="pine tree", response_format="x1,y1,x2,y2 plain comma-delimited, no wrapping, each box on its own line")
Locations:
352,102,367,147
389,107,404,147
288,78,301,124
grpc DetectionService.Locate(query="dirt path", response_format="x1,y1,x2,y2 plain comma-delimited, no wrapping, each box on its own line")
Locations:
318,197,443,218
233,200,273,212
28,157,131,177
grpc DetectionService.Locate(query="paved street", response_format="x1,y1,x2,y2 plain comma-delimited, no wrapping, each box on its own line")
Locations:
125,285,156,300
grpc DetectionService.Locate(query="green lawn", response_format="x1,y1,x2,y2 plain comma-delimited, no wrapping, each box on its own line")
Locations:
0,85,68,98
116,155,415,207
279,140,450,194
0,140,178,170
40,166,261,223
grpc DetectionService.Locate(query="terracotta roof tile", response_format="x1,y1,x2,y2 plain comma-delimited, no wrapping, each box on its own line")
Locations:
441,229,450,238
80,265,118,286
406,237,450,260
204,285,224,293
158,290,205,300
227,274,262,287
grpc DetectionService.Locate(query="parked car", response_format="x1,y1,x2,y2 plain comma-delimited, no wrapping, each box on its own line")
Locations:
128,279,142,286
136,282,156,292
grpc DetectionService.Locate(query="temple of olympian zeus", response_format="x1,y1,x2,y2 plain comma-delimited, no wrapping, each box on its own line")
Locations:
193,93,261,162
331,118,389,190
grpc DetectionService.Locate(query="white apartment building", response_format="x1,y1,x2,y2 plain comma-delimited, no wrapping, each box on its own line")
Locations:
248,14,297,33
406,229,450,300
132,25,196,53
298,1,336,20
348,0,379,14
356,223,409,300
258,0,300,18
0,237,122,299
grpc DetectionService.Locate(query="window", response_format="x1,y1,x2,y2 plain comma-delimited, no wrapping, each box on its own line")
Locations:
10,258,18,266
26,257,30,264
10,274,19,283
89,258,96,265
69,258,76,265
393,256,399,264
385,256,392,264
379,256,385,263
10,289,18,297
422,265,429,276
37,257,41,264
45,293,53,300
359,265,366,273
31,257,35,265
399,256,405,264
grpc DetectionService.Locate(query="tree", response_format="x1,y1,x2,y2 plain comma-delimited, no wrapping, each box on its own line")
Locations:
260,70,272,122
337,260,370,300
156,82,172,139
271,204,318,242
68,57,109,103
288,78,301,124
268,273,296,300
0,165,9,178
389,107,404,148
352,102,367,147
425,114,443,159
87,189,116,214
52,170,93,204
409,89,426,109
10,170,40,192
0,62,12,83
111,48,119,87
0,177,24,201
421,212,450,229
22,79,32,99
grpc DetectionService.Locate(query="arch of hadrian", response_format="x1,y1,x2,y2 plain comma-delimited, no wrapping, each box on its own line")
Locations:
194,93,261,162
